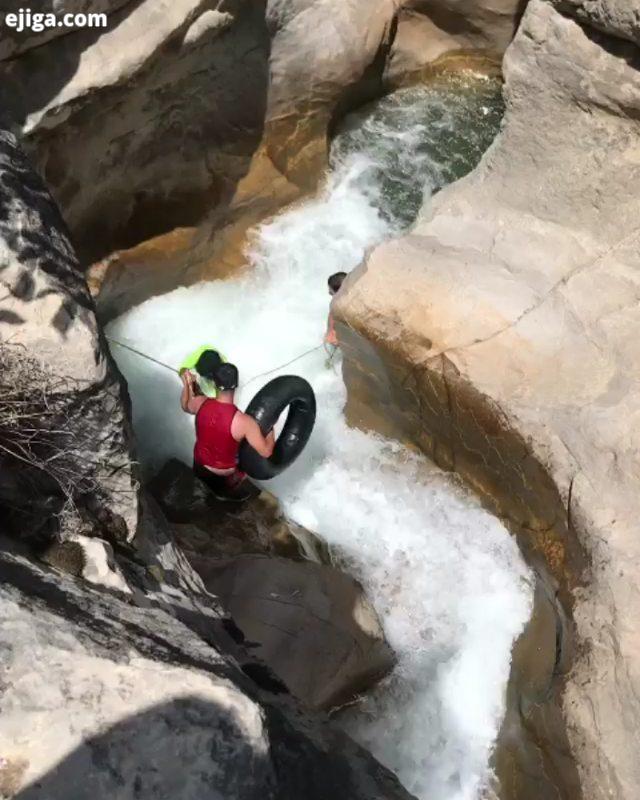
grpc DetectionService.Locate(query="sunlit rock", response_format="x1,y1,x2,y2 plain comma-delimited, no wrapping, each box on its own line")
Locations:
337,1,640,797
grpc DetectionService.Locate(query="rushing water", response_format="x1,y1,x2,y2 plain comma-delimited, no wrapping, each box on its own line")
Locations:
108,72,532,800
332,72,505,227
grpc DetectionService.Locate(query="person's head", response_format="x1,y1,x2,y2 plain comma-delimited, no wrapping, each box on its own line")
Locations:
195,349,223,379
328,272,347,296
213,362,239,394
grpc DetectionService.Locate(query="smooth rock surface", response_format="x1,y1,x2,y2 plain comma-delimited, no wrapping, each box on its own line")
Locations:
1,0,527,321
0,0,271,263
336,1,640,798
264,0,396,187
388,0,526,83
0,544,414,800
193,554,396,711
0,0,397,272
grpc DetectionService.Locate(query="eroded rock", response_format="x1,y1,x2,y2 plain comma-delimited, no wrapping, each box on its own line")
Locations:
192,553,396,712
0,0,526,322
0,0,272,264
336,1,640,798
0,0,399,300
387,0,526,84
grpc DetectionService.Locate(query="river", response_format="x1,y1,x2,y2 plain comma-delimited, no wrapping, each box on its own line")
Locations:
108,71,533,800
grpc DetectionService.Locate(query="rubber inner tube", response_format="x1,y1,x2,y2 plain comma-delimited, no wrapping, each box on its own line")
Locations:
239,375,316,480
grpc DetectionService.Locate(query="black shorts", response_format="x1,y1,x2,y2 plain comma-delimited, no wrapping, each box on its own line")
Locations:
193,462,247,492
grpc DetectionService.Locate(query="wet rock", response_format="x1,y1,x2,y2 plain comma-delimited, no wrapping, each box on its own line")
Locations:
336,1,640,798
0,545,414,800
192,553,396,712
388,0,526,84
148,458,329,562
264,0,397,188
1,1,528,322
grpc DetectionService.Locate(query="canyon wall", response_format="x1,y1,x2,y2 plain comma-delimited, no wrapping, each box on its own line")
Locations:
0,0,397,271
0,0,525,321
0,117,411,800
336,1,640,798
0,126,137,543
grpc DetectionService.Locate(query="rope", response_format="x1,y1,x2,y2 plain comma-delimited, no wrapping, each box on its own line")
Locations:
105,337,177,373
105,336,325,391
238,345,324,389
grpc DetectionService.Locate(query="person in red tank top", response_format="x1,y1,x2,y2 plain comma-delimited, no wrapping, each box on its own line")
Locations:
180,362,275,501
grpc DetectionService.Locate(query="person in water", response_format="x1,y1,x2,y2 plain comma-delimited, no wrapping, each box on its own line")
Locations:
325,271,347,346
180,362,275,500
179,346,226,398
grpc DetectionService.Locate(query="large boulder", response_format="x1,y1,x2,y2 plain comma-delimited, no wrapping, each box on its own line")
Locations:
263,0,396,188
336,1,640,799
0,543,414,800
0,127,137,543
0,0,399,313
0,0,528,322
0,0,272,265
192,554,396,711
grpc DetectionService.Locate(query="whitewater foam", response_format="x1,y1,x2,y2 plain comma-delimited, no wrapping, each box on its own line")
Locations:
108,76,532,800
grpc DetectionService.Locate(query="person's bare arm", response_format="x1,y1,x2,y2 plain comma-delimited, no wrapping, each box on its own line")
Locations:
180,371,205,415
325,311,338,345
236,413,275,458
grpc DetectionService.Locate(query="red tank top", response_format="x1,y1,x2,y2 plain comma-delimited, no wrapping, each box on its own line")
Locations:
194,399,240,470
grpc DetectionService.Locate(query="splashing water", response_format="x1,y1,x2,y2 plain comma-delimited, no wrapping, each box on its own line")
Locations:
332,71,505,227
108,72,532,800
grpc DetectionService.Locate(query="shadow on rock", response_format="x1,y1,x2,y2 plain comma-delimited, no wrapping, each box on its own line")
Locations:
14,695,274,800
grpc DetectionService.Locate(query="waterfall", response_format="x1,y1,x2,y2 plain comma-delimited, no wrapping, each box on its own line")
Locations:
108,72,532,800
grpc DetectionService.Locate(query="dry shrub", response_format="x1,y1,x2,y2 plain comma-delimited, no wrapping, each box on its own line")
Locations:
0,342,134,540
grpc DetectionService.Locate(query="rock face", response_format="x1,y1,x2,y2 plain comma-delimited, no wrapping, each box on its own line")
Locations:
387,0,526,84
0,127,137,543
336,1,640,798
147,463,393,710
0,0,398,298
264,0,396,188
0,0,272,264
0,543,414,800
193,554,396,711
0,0,527,322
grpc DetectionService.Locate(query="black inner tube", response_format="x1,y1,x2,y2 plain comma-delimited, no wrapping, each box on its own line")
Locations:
239,375,316,480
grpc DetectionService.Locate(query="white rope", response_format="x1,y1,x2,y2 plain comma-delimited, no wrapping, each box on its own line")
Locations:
106,336,325,390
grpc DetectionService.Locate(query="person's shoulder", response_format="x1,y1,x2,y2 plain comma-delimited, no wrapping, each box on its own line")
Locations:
233,409,255,428
191,395,208,412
